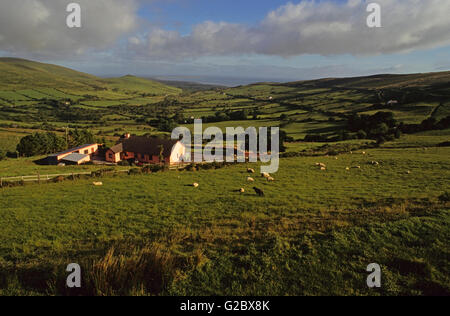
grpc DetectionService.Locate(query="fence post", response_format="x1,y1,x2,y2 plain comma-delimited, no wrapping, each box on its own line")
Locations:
38,173,40,185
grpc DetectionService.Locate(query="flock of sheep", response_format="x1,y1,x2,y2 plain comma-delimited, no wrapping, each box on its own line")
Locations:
189,151,413,195
191,167,274,197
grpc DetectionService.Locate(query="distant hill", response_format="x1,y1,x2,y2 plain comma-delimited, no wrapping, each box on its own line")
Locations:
103,75,181,95
150,79,225,92
285,72,450,90
0,58,180,95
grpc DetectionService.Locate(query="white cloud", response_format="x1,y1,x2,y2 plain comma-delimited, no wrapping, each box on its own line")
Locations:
129,0,450,60
0,0,139,58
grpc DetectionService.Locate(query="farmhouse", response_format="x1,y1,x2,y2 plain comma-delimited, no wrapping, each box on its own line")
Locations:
47,144,99,165
105,135,186,165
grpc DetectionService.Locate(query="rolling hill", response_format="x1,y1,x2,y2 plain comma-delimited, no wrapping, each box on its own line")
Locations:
0,58,181,95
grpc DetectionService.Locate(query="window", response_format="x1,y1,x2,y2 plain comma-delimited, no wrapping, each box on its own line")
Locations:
84,150,89,154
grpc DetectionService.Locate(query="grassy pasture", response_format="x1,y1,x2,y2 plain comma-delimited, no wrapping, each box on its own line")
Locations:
0,146,448,295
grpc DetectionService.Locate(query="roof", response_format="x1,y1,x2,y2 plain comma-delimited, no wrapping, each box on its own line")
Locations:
50,144,97,157
109,143,123,154
61,153,90,163
111,136,180,157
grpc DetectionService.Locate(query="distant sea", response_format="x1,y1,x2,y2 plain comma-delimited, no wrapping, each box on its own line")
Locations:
151,75,292,87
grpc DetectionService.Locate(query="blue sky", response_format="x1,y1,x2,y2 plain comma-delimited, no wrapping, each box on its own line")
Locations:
0,0,449,85
138,0,293,33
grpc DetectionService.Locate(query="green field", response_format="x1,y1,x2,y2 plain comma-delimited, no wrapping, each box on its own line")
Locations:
0,58,449,296
0,145,449,295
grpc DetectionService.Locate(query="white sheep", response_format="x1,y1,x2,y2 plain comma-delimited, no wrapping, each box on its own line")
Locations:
192,183,199,188
247,168,255,174
247,177,255,182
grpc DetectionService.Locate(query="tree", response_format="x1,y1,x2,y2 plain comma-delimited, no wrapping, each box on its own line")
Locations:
68,129,95,148
158,144,165,166
17,132,66,157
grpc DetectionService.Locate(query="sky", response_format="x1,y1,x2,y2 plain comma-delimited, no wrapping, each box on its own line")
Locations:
0,0,450,85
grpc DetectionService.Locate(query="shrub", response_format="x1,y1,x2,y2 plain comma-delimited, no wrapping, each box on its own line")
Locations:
185,163,197,172
142,166,152,174
53,176,65,183
438,192,450,202
128,168,142,175
0,150,5,161
118,160,130,166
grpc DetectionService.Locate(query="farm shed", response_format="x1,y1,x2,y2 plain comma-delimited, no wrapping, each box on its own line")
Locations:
47,144,99,165
60,153,91,165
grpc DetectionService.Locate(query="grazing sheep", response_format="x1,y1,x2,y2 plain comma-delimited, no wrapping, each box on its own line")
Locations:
315,163,326,168
247,177,255,182
247,168,255,174
335,157,339,160
407,171,411,174
262,172,271,179
192,183,199,188
93,182,103,186
353,166,361,169
371,161,380,166
239,188,245,193
267,176,275,182
346,167,350,171
320,167,326,171
253,187,265,197
362,151,366,155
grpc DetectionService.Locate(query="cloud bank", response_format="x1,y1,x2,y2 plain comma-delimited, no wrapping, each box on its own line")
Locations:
0,0,138,58
0,0,449,64
129,0,450,60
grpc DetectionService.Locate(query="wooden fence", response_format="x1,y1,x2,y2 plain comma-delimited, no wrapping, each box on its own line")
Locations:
0,172,94,186
0,164,192,187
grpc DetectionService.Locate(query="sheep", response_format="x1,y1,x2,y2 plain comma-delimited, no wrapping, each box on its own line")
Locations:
315,163,326,168
362,151,366,155
93,182,103,186
346,167,350,171
253,187,265,197
406,171,411,174
320,167,326,171
239,188,245,193
261,172,271,179
247,168,255,174
192,183,199,188
267,176,275,182
371,161,380,166
247,177,255,182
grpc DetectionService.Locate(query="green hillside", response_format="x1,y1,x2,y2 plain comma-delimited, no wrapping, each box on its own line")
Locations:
0,57,106,90
103,75,181,95
0,58,181,98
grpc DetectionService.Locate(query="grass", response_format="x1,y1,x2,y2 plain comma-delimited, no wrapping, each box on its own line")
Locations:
0,145,448,295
